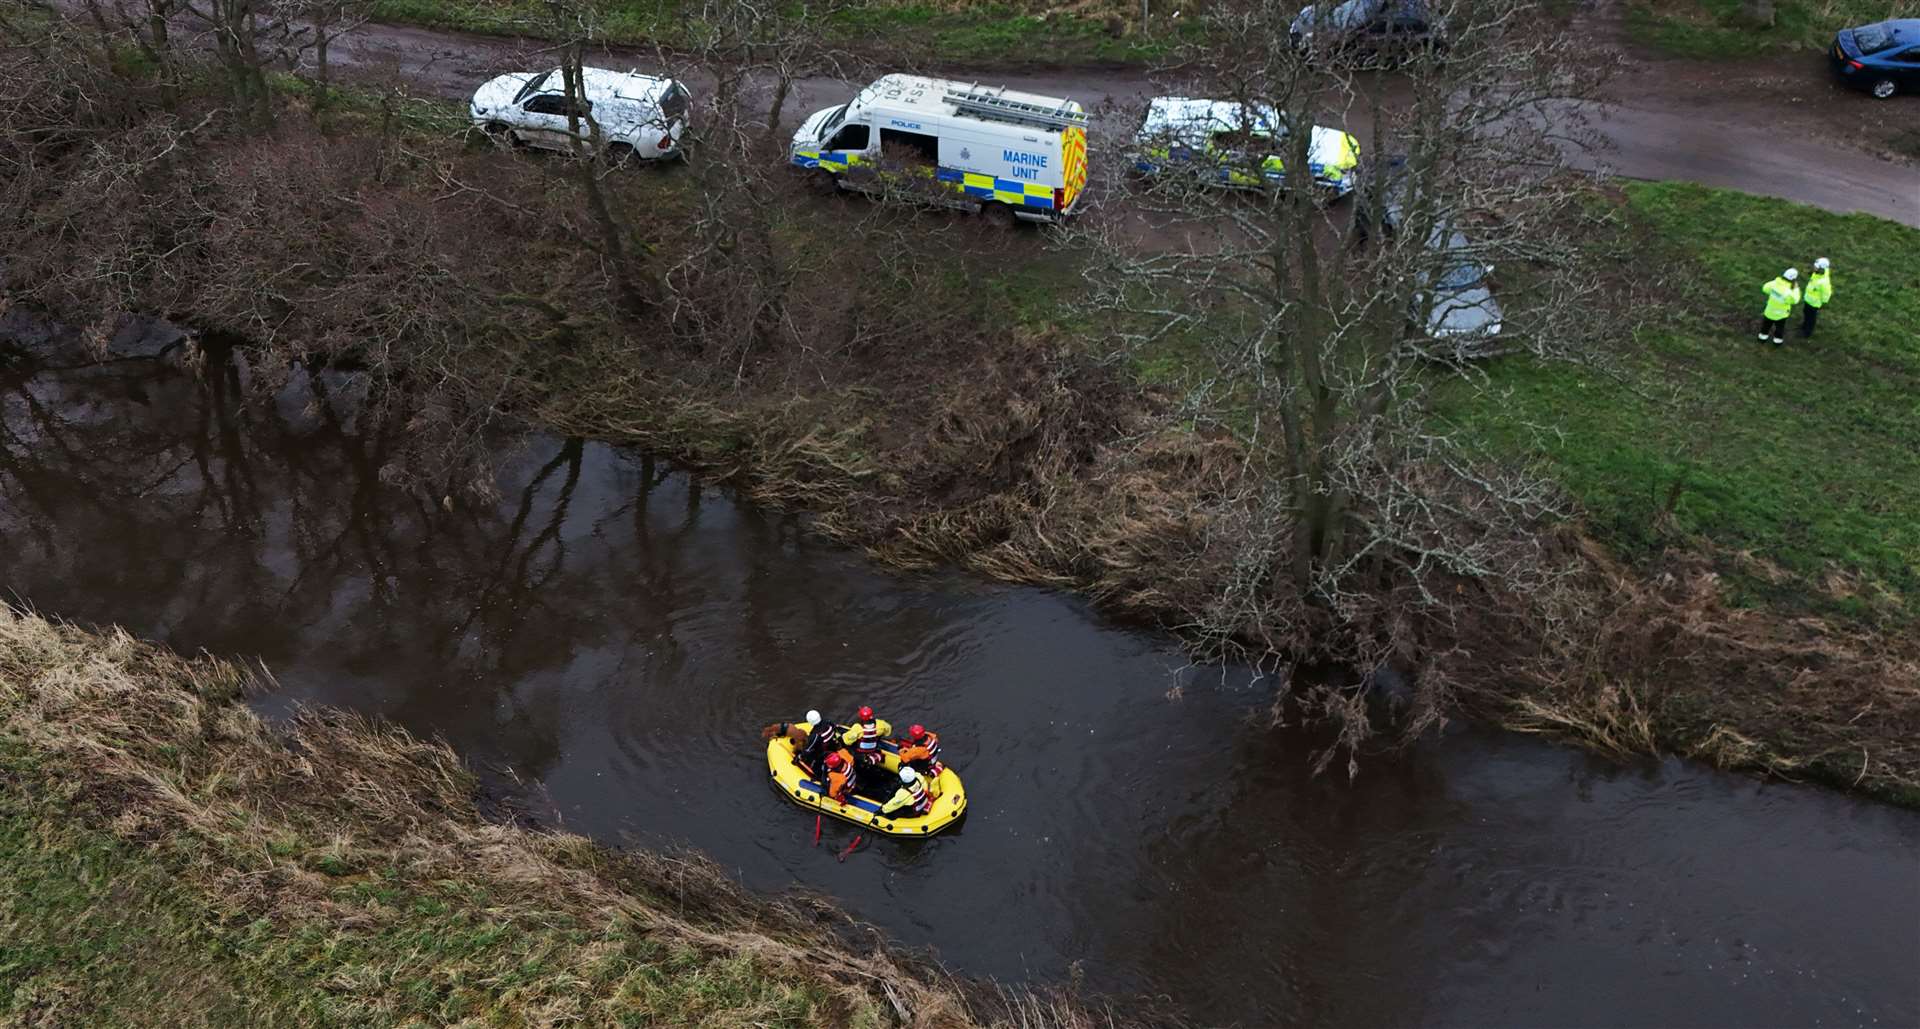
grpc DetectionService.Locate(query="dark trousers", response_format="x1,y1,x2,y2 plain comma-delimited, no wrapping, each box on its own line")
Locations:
1801,305,1820,338
1761,316,1786,342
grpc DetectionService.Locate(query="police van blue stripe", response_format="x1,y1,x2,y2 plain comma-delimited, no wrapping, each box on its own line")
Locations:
798,158,1057,211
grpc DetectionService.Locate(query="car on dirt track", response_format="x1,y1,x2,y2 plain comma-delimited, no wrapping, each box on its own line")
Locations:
1356,160,1504,349
1829,19,1920,99
1288,0,1449,62
1130,96,1361,197
1416,224,1503,348
469,68,691,161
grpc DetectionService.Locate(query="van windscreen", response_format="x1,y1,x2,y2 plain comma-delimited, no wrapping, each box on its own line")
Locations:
820,104,849,136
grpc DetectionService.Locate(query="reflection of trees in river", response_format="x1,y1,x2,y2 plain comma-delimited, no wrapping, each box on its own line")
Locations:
5,344,959,791
2,351,614,779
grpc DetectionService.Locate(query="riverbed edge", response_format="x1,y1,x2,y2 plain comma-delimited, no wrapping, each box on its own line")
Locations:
0,607,1113,1027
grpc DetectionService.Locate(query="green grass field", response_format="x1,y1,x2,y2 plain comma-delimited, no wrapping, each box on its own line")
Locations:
1624,0,1920,59
1438,181,1920,621
365,0,1184,64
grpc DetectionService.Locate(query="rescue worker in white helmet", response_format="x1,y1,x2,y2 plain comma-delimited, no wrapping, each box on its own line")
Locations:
880,766,933,818
1758,267,1800,347
1801,257,1833,340
763,710,840,778
793,709,846,777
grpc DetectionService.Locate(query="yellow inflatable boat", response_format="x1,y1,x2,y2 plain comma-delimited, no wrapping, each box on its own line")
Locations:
766,725,967,837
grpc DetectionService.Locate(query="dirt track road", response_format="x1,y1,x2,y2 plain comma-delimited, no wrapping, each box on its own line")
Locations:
322,18,1919,226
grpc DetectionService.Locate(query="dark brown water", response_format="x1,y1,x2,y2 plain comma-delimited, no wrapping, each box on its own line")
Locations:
5,346,1918,1027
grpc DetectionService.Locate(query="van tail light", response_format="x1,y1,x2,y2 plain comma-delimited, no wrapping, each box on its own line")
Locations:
1053,186,1065,211
1847,60,1863,71
658,135,674,149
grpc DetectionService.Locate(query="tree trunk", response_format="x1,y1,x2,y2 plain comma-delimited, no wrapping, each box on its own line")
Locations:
561,48,654,317
763,72,792,156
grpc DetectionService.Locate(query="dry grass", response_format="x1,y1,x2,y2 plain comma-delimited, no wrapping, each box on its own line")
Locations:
1454,536,1920,803
0,608,1125,1027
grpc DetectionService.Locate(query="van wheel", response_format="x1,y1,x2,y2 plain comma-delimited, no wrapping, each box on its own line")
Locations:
809,170,841,196
605,142,637,168
982,202,1020,230
1871,78,1897,99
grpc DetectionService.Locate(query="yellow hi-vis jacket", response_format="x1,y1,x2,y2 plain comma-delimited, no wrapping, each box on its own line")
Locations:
1803,270,1833,309
842,719,891,753
1762,277,1800,320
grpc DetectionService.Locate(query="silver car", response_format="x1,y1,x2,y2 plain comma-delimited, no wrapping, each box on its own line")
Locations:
470,67,690,162
1418,225,1503,347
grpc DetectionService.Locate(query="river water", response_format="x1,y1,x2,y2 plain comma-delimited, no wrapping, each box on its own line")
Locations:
4,347,1917,1027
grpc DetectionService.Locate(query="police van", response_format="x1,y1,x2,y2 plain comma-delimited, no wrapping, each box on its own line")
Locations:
1131,97,1360,197
790,75,1090,224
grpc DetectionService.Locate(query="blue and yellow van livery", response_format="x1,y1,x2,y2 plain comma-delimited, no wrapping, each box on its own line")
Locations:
790,75,1088,224
1132,96,1360,197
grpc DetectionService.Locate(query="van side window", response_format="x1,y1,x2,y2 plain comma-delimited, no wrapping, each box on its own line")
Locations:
826,124,870,151
878,128,939,165
525,93,590,118
1209,128,1271,153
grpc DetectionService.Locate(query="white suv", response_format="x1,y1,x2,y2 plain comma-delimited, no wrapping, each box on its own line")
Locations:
470,67,690,162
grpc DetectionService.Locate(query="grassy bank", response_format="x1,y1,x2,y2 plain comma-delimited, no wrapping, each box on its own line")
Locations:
1624,0,1920,58
1440,181,1920,622
1435,181,1920,802
365,0,1188,65
0,609,1083,1026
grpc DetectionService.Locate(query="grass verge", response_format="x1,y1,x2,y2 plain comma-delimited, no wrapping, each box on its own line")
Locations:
1437,180,1920,624
0,608,1092,1026
1623,0,1920,59
1434,181,1920,804
364,0,1188,66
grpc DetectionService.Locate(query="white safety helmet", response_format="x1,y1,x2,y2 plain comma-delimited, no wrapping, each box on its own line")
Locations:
899,767,918,783
1814,257,1830,271
1783,268,1799,281
805,710,822,725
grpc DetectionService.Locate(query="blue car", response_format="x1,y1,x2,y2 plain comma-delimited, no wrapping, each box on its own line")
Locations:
1830,19,1920,99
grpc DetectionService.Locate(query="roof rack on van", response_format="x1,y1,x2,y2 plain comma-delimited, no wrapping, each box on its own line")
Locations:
944,85,1087,131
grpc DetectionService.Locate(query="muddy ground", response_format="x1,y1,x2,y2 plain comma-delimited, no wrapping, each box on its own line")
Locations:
126,2,1920,223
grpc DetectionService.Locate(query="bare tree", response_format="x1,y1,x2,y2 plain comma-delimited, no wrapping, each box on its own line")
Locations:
183,0,277,128
78,0,186,73
1067,0,1630,747
485,0,663,319
279,0,376,97
673,0,861,153
631,0,869,363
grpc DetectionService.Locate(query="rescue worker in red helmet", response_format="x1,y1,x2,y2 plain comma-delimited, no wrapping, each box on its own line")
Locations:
822,750,855,804
840,705,892,772
896,724,943,774
880,766,933,818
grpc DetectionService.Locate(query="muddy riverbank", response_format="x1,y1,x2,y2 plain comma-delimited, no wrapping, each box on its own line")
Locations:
5,353,1918,1026
6,14,1916,803
0,608,1071,1026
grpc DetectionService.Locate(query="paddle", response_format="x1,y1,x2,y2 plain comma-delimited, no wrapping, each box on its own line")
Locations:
812,814,822,847
837,833,863,863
